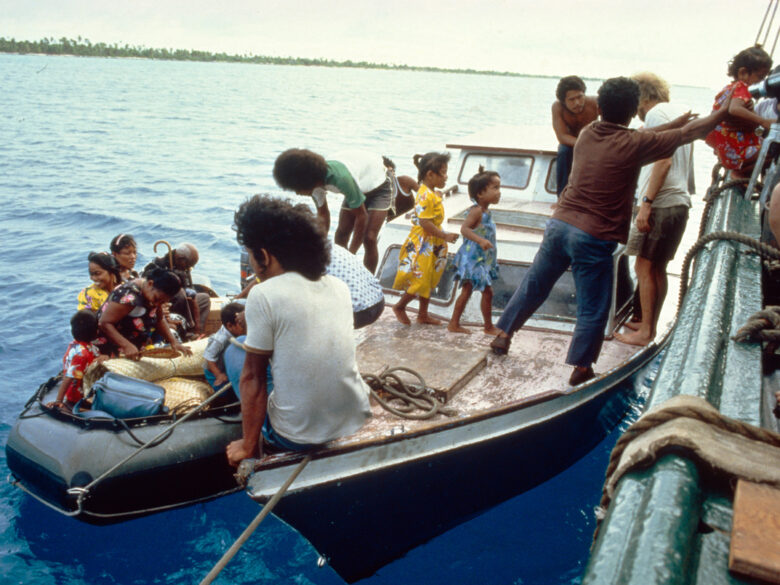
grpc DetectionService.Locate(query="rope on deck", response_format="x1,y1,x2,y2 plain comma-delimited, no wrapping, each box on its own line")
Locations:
363,366,457,419
199,455,311,585
593,395,780,542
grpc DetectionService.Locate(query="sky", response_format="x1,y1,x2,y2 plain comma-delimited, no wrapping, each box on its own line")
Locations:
1,0,778,88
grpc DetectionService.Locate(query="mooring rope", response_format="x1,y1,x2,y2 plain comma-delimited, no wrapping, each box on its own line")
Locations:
732,305,780,342
363,366,457,419
199,455,311,585
592,400,780,542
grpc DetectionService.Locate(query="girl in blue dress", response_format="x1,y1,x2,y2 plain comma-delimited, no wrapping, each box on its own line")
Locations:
448,168,501,334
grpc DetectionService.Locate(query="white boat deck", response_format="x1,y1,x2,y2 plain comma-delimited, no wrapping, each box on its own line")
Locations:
316,308,640,449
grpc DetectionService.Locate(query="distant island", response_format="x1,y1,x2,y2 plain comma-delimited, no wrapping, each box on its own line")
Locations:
0,36,568,80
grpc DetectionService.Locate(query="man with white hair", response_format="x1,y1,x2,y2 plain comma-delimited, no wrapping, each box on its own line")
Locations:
615,72,695,347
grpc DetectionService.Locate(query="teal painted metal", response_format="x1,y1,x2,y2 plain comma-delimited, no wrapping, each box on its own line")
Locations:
581,188,764,584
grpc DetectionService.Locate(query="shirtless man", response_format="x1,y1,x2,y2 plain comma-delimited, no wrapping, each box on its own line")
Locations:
552,75,599,197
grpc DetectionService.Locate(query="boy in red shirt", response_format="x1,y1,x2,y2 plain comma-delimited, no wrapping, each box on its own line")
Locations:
49,310,107,410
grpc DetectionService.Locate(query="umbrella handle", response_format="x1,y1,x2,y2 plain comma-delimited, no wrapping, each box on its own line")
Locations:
153,240,173,270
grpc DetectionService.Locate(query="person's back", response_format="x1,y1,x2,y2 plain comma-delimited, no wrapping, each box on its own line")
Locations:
554,117,683,243
636,101,693,207
246,270,370,444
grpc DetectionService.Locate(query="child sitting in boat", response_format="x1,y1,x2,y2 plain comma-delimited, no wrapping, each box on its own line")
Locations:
48,310,107,411
706,45,774,178
203,302,246,389
77,252,121,313
392,152,459,325
447,167,502,335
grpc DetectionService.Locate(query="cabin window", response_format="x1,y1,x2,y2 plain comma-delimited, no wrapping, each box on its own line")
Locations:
491,262,577,319
546,158,558,194
377,245,457,304
458,154,534,190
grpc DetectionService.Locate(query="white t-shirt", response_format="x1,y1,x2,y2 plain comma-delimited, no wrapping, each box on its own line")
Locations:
244,271,371,444
635,102,694,209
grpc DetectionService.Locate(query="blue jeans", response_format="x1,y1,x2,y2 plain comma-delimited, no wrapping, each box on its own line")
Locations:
556,144,573,197
220,336,313,452
496,219,617,367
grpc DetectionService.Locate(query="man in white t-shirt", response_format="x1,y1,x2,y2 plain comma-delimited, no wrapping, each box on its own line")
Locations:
616,73,695,347
226,195,371,464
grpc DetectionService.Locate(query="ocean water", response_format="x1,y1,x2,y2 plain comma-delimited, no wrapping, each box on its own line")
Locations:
0,54,716,584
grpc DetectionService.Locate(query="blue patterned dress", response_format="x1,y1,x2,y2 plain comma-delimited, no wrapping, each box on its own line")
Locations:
450,207,499,291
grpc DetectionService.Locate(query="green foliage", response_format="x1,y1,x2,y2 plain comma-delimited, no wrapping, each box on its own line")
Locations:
0,36,553,79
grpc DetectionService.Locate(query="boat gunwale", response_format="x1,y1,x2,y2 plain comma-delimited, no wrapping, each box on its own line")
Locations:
248,339,660,480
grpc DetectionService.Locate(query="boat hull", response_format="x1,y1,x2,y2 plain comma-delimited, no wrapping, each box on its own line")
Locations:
247,347,658,581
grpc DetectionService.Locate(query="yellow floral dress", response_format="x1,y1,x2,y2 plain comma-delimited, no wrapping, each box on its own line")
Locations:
392,185,449,298
77,283,109,312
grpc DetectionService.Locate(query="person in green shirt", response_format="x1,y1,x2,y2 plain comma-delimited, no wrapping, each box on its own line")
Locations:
273,148,395,273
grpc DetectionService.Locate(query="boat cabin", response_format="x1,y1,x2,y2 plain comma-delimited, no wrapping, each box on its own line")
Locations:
376,125,634,336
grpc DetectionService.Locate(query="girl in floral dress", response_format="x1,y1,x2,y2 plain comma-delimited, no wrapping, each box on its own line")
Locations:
392,152,459,325
448,168,502,334
706,45,774,178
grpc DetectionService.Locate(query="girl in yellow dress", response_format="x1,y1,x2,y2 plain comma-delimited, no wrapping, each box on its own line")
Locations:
392,152,459,325
77,252,121,312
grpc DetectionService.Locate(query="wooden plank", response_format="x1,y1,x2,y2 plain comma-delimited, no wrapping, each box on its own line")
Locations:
729,480,780,584
356,329,486,402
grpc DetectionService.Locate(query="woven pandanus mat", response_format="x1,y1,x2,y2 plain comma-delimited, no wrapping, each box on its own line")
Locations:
83,338,209,392
159,376,214,413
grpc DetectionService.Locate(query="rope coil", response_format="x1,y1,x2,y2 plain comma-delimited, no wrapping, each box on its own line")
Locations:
363,366,457,419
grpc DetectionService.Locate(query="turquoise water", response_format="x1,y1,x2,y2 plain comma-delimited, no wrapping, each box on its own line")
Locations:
0,54,713,584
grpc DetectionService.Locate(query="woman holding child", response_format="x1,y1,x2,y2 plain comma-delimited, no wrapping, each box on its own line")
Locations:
95,267,192,359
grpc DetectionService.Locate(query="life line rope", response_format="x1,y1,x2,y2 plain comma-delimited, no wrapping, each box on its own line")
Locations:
677,231,780,314
199,455,311,585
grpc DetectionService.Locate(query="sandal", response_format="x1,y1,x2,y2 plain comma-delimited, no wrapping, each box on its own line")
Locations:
490,334,511,355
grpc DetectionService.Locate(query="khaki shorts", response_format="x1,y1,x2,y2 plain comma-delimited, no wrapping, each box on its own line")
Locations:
626,205,689,263
342,174,396,212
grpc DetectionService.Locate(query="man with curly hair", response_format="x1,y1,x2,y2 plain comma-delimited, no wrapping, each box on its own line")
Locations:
551,75,598,196
492,77,732,386
226,195,371,465
273,148,395,273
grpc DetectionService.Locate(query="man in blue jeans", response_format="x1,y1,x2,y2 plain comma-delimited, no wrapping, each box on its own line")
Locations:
491,77,732,386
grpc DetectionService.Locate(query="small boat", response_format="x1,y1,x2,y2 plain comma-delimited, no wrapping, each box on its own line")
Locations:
5,325,244,524
237,127,666,581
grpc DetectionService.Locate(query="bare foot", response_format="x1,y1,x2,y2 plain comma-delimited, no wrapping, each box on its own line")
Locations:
622,320,641,331
393,305,411,325
483,325,501,335
417,314,442,326
447,323,472,334
614,330,653,347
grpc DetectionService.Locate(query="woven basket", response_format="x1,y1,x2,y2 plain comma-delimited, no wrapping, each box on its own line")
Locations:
159,376,214,413
83,338,209,393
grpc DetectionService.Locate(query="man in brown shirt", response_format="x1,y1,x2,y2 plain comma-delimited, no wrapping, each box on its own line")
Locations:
491,77,731,386
552,76,599,196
